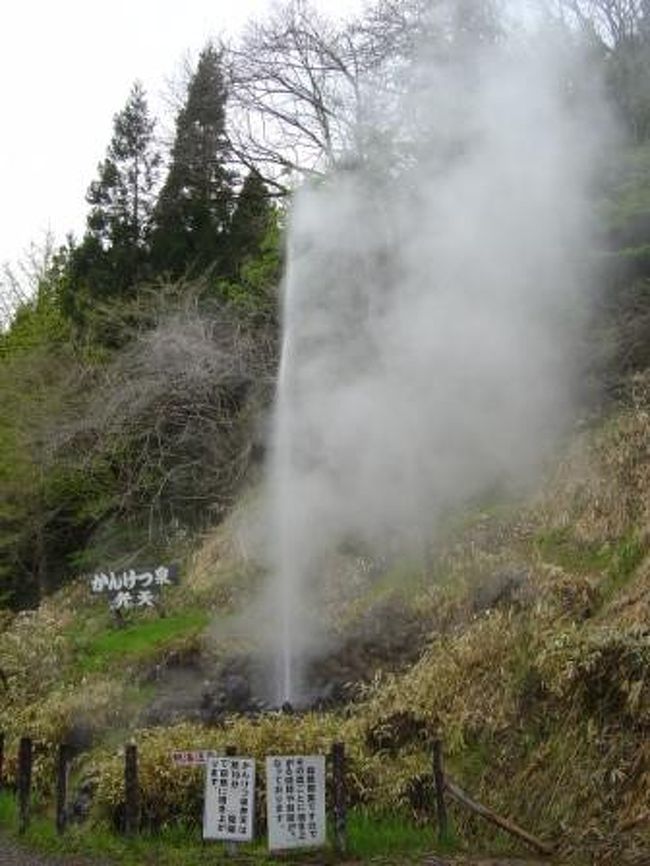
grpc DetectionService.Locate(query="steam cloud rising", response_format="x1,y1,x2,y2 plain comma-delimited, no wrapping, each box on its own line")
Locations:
265,18,612,704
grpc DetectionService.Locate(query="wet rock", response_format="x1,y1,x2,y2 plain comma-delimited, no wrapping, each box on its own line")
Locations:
472,567,530,614
141,654,265,727
69,775,97,823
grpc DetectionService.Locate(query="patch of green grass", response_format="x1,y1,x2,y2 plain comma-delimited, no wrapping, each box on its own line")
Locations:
372,557,431,597
535,527,614,575
0,794,449,865
72,610,210,674
599,534,647,604
536,528,647,613
0,808,273,866
0,791,16,825
449,737,492,790
348,810,440,858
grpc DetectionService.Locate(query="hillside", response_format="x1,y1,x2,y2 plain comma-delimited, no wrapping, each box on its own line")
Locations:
0,371,647,865
3,4,650,864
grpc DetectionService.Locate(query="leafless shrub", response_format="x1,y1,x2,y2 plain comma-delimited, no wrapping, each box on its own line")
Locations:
56,287,278,543
0,232,56,330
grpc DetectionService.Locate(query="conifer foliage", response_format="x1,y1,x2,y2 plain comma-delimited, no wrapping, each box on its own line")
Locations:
228,169,274,278
87,81,160,253
63,82,160,319
152,43,234,278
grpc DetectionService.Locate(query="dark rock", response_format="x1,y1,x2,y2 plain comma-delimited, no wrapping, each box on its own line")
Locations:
69,775,97,823
472,567,530,614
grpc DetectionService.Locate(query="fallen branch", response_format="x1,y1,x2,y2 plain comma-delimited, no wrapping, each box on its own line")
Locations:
445,777,554,857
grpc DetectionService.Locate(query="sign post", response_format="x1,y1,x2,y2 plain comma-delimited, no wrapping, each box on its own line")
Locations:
203,756,255,849
266,755,326,852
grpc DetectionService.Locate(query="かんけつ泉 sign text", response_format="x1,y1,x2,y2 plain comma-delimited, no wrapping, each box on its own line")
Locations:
88,564,179,610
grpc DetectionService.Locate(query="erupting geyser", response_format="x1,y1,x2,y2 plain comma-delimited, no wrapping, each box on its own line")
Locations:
266,17,611,706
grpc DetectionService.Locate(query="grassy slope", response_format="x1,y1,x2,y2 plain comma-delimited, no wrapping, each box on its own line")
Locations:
0,375,648,865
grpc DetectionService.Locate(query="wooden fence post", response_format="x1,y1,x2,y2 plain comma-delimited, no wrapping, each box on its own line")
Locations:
332,741,347,856
56,744,70,835
432,738,449,844
224,746,237,856
124,743,139,836
17,736,33,835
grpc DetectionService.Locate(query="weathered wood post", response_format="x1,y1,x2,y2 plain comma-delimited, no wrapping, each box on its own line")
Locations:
331,741,347,856
432,738,449,845
56,743,70,835
17,736,33,834
124,743,139,836
0,732,4,790
225,745,237,856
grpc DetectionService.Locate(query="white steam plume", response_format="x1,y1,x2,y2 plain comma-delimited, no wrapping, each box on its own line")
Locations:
265,19,612,705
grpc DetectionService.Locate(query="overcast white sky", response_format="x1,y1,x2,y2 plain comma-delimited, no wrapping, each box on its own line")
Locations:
0,0,363,268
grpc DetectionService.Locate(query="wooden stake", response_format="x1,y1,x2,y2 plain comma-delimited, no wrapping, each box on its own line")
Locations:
432,739,449,844
124,743,139,836
332,741,347,855
445,778,554,856
17,737,33,835
0,732,4,790
56,744,70,835
225,745,237,856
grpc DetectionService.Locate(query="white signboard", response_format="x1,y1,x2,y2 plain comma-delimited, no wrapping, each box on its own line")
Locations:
172,750,220,767
266,756,326,851
203,756,255,842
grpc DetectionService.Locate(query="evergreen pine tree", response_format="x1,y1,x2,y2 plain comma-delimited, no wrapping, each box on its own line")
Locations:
151,43,235,278
63,82,160,319
228,169,275,278
86,80,160,254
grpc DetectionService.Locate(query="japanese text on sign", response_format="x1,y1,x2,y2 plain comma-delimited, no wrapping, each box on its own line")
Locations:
266,756,326,851
87,564,179,610
203,757,255,842
171,750,220,767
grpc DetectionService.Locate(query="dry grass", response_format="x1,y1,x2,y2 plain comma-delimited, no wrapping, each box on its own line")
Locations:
1,374,650,863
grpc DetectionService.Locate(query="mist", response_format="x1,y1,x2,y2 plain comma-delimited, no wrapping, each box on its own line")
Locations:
263,12,613,704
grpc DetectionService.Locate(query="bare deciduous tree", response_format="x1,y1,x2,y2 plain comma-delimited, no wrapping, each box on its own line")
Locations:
227,0,371,188
551,0,645,46
226,0,504,188
0,232,56,330
549,0,650,139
